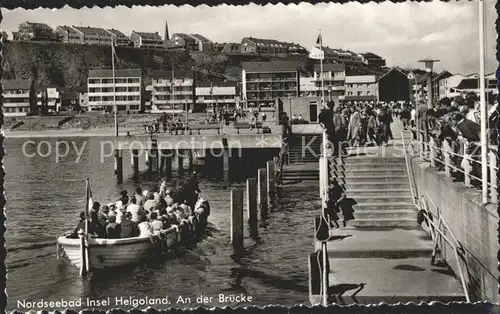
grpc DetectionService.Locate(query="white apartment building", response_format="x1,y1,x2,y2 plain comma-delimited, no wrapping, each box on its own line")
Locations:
345,75,378,101
151,76,194,113
312,63,346,101
87,69,142,112
438,74,467,98
2,79,33,116
196,85,237,111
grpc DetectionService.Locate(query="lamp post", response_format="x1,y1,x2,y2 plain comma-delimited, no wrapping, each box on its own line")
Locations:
418,59,440,110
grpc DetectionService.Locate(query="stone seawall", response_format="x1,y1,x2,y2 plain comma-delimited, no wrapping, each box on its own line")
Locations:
410,158,498,303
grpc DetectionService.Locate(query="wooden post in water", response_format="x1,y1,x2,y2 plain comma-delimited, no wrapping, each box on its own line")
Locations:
266,160,275,207
257,168,268,218
177,149,184,175
231,189,244,254
114,149,123,183
164,151,172,179
188,150,194,171
223,148,230,186
246,178,258,226
131,149,139,177
151,140,159,175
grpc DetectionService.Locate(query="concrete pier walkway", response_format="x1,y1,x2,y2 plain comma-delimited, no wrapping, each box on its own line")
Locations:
310,119,466,305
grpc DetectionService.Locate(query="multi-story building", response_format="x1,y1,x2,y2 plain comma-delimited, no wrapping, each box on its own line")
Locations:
452,73,498,104
14,21,59,42
130,31,164,49
2,79,35,116
345,75,378,102
72,26,113,45
107,29,130,46
87,69,142,112
311,63,346,101
321,47,364,64
361,52,386,67
196,83,237,111
55,26,83,44
221,43,241,54
167,33,213,52
438,74,466,98
151,72,195,113
242,61,300,109
240,37,306,56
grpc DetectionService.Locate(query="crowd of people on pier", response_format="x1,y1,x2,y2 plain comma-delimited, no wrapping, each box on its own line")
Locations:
68,173,210,239
317,100,397,156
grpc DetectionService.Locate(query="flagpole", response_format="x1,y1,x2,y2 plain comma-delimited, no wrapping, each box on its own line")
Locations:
112,41,118,137
320,30,325,106
478,0,488,204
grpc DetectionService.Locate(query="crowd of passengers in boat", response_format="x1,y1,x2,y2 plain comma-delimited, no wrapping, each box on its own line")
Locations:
67,173,209,239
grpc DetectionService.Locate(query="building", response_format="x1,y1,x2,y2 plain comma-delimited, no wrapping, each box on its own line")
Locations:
345,75,378,102
240,37,306,56
14,21,59,42
2,79,35,116
167,33,213,52
221,43,241,54
452,73,498,104
189,34,213,52
299,77,318,97
34,86,62,113
311,63,346,101
196,83,237,112
130,31,164,49
432,71,452,100
151,71,195,113
72,26,113,45
107,29,130,46
55,26,83,44
275,96,321,123
87,69,142,112
438,73,466,98
361,52,386,67
241,61,301,109
377,68,410,102
309,46,363,64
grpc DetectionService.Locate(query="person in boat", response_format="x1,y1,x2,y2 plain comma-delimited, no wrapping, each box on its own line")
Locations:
67,211,86,238
137,214,153,237
98,205,109,227
120,190,129,206
106,212,121,239
165,206,181,226
88,210,106,237
135,187,146,207
180,200,192,217
143,193,157,213
149,212,163,232
126,196,142,223
164,189,175,207
120,212,139,238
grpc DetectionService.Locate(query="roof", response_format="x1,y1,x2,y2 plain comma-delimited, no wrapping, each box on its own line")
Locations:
107,29,127,38
189,34,212,43
21,22,52,30
196,81,237,88
150,69,194,80
2,79,32,90
89,69,142,78
243,37,305,50
456,78,480,90
361,52,383,59
434,70,452,81
56,26,77,34
132,31,162,41
196,86,236,96
73,26,111,36
171,33,194,41
323,47,362,58
345,75,376,84
314,63,345,72
242,61,300,73
377,68,408,82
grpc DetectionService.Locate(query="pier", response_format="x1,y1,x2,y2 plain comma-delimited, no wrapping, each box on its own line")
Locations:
305,119,498,305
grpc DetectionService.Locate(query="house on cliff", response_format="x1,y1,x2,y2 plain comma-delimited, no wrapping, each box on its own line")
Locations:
130,31,164,49
2,79,36,116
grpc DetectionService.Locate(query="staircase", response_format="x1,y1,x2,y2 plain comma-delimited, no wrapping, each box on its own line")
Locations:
282,162,319,185
289,134,322,164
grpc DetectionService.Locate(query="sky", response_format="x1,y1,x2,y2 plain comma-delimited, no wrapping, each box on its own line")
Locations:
1,1,497,74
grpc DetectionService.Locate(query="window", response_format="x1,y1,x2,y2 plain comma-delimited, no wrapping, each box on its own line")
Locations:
357,91,362,96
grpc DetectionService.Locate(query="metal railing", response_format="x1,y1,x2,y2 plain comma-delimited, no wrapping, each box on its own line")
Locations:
410,128,497,204
418,193,471,303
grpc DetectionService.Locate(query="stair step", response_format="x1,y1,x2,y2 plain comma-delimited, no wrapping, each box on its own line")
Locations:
333,170,407,177
345,188,411,195
354,209,417,219
339,175,408,183
331,163,407,171
349,195,413,203
336,157,406,165
353,202,416,211
350,218,420,228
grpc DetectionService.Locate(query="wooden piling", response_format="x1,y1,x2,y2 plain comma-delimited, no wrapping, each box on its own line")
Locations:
266,160,275,206
246,178,258,225
258,168,268,218
177,149,184,175
131,149,139,177
151,140,159,175
114,149,123,183
188,150,194,171
164,152,172,179
231,189,244,253
223,148,230,186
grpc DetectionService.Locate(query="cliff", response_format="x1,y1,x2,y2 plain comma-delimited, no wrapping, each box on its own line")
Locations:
1,42,382,89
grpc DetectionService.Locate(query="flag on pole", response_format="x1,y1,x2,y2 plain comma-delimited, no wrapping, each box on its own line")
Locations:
316,33,322,48
85,178,93,219
309,32,324,60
